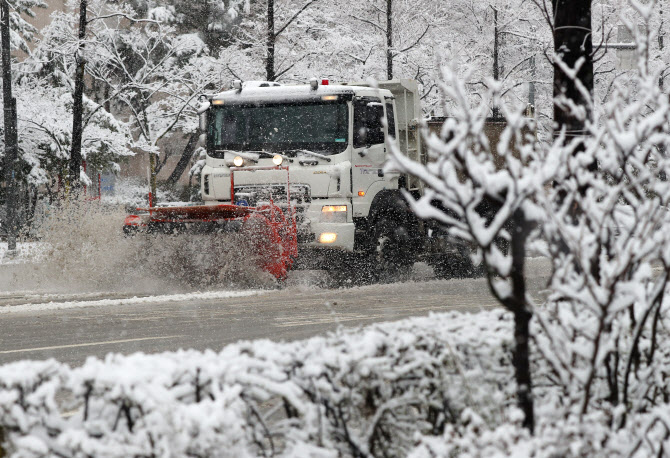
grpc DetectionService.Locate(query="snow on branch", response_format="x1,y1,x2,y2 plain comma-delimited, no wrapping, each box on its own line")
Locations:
390,0,670,447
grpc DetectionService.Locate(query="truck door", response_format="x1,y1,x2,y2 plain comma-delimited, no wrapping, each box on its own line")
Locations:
351,97,387,218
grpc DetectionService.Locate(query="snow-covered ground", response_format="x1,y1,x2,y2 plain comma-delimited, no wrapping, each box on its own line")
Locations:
0,242,44,265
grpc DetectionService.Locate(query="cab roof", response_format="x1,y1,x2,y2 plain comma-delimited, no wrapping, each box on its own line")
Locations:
210,83,393,105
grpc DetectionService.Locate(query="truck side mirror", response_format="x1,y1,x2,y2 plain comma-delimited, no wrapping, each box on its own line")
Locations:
197,100,210,132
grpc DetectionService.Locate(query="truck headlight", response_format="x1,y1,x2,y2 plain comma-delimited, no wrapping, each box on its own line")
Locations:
233,156,244,167
272,154,283,166
321,205,347,223
319,233,338,244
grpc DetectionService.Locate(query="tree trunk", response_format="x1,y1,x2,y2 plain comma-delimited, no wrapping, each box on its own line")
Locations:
0,424,5,457
510,208,534,433
149,153,157,206
2,0,19,251
386,0,393,80
166,131,200,186
513,308,534,431
69,0,87,192
492,7,500,119
552,0,593,139
266,0,275,81
484,203,535,433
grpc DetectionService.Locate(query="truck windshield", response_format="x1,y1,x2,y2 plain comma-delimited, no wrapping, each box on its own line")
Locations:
207,101,349,157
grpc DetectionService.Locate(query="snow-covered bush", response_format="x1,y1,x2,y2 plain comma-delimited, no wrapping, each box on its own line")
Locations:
2,307,670,457
0,311,514,457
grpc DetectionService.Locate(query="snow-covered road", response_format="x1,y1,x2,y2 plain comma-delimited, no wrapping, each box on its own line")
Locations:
0,259,551,366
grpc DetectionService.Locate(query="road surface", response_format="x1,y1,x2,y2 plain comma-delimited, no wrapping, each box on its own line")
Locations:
0,261,550,366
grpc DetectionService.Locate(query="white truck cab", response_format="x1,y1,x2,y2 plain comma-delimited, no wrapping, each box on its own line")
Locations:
199,79,425,270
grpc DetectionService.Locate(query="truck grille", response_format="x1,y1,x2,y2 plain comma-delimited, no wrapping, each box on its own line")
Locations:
233,184,311,207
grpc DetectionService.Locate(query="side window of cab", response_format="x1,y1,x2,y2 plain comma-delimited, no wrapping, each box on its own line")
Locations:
353,97,385,148
385,100,396,140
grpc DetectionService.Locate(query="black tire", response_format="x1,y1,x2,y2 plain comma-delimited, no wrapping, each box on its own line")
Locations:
360,210,421,284
327,214,419,287
432,245,484,280
371,216,417,271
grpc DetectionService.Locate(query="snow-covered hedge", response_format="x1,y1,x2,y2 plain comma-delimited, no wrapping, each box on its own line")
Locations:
410,404,670,457
2,308,670,457
0,311,514,457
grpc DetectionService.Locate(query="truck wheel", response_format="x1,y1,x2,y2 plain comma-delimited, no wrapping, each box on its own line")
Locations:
369,216,418,280
432,245,484,280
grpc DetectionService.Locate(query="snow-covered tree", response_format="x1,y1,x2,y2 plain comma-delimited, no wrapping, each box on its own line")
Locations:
4,0,46,53
219,0,326,82
120,0,250,50
1,0,45,246
13,78,133,198
391,0,670,437
81,3,221,201
21,2,138,196
535,0,670,419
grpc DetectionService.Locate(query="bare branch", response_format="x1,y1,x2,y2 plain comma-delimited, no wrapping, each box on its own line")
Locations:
275,0,320,39
398,25,430,54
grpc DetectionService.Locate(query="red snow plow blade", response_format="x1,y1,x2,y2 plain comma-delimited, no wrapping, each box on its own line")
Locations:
124,166,298,280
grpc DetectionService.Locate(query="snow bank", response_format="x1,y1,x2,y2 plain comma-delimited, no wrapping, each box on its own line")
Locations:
0,290,264,314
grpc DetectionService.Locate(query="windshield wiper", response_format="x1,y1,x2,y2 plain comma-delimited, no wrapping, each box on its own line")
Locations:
258,150,294,163
217,149,294,164
286,149,332,163
216,150,259,163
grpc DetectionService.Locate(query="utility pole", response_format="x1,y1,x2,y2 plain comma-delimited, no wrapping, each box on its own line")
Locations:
1,0,19,253
658,2,666,180
69,0,87,192
528,56,536,109
659,3,664,91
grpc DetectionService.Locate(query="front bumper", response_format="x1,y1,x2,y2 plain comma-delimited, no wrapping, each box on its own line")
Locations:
303,222,356,251
301,200,355,251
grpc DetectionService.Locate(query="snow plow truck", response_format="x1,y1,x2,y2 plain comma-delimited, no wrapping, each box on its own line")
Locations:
124,79,477,282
